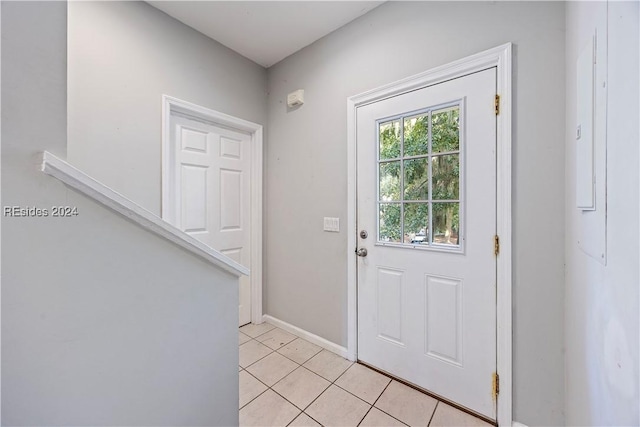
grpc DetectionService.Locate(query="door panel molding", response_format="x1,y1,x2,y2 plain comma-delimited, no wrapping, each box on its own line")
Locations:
347,43,512,426
162,95,263,325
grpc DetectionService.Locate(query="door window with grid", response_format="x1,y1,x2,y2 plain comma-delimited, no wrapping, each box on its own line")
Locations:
377,102,463,249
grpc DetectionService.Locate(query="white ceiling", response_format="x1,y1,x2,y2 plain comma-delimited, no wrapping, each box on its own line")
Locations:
148,1,384,68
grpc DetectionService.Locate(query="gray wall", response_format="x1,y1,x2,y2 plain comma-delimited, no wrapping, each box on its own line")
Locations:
2,2,238,425
564,2,639,425
265,2,566,425
67,1,268,215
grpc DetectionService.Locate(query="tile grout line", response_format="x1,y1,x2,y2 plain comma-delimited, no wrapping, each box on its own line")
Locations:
244,352,298,388
240,330,273,340
427,401,439,426
239,364,278,410
356,379,412,427
239,328,292,369
239,344,274,370
356,379,392,427
240,362,307,413
240,328,454,427
243,337,316,371
241,331,388,426
357,360,472,425
240,328,330,424
241,332,315,374
239,385,269,411
242,329,316,367
294,356,403,425
329,363,392,411
283,412,303,427
280,351,356,421
291,356,420,426
269,365,318,407
239,328,288,411
308,362,408,426
243,345,321,425
275,338,323,366
241,333,325,418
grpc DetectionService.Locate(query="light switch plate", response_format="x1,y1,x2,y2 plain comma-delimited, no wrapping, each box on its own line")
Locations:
323,217,340,232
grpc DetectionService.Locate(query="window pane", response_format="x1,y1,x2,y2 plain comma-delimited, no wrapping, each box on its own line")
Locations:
404,203,429,245
380,161,400,201
432,154,459,200
432,106,459,153
404,114,428,157
432,202,460,246
379,203,401,243
379,120,401,160
404,158,429,200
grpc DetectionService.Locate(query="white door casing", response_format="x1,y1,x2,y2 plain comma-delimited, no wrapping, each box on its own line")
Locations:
357,68,496,418
162,96,263,326
346,44,512,426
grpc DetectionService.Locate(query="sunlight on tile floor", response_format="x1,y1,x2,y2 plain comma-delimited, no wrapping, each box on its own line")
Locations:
239,323,493,427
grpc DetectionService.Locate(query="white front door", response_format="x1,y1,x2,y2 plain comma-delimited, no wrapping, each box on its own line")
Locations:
168,113,252,326
356,68,497,418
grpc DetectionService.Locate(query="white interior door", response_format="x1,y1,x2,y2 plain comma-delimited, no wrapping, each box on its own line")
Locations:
168,113,252,326
356,68,497,418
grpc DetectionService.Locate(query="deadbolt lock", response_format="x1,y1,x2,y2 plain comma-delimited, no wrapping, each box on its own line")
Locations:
360,230,368,239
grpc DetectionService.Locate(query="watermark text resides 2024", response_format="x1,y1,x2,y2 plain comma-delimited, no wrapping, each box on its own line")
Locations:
3,206,79,217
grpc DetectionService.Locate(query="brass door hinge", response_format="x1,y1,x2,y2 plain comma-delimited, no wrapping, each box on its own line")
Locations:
494,235,500,256
495,94,500,115
492,372,500,398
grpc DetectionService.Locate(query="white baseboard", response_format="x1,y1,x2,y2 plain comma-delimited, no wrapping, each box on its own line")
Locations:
512,422,528,427
262,315,349,359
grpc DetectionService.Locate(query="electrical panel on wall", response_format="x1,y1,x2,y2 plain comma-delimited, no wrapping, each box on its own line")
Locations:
576,29,607,265
576,36,596,210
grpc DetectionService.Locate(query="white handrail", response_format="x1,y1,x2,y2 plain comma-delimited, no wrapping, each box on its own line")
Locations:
40,151,249,278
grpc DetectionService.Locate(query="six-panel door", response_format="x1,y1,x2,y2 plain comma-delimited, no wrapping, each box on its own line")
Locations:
170,114,252,326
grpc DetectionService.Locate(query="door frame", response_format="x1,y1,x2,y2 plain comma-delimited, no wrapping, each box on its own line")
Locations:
161,95,263,325
346,44,512,426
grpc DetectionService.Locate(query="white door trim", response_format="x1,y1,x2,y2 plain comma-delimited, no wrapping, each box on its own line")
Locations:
346,43,512,426
162,95,263,324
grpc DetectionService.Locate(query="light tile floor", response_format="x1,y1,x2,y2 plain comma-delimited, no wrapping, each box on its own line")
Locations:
239,324,494,427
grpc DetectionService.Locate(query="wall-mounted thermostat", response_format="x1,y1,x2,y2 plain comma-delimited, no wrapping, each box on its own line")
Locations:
287,89,305,107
